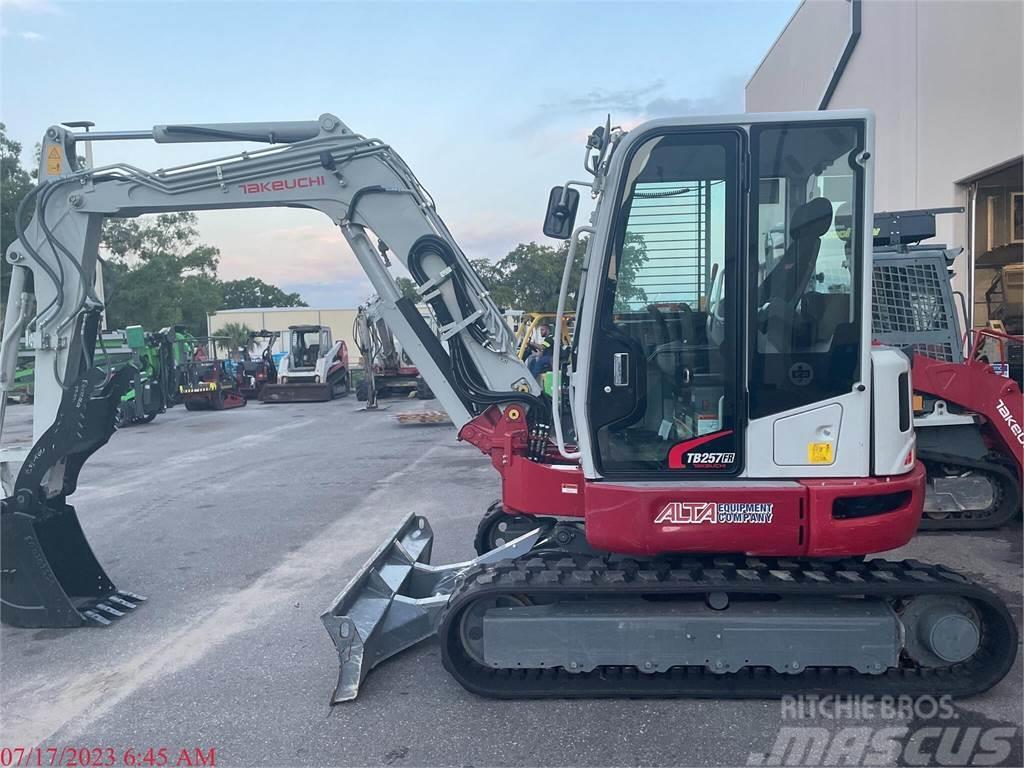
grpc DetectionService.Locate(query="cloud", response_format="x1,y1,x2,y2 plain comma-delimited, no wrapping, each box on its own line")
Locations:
447,216,543,262
539,79,667,117
643,76,746,117
216,222,365,285
278,278,375,309
0,0,65,14
18,30,44,41
522,76,747,133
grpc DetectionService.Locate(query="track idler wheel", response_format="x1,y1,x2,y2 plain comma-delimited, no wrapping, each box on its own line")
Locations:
474,501,546,555
899,595,982,667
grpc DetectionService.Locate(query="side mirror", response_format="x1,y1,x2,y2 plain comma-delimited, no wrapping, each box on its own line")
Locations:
543,186,580,240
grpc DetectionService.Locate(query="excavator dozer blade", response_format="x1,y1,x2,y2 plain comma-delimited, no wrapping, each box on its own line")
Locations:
1,363,145,628
320,512,542,703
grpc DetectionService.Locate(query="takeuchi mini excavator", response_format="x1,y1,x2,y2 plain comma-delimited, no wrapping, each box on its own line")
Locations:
0,112,1016,703
353,300,433,407
260,324,349,402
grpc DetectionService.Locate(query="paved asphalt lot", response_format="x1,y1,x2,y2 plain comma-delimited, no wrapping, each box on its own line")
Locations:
1,398,1021,767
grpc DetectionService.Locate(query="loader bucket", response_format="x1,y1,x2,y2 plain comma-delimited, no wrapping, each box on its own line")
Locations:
1,364,145,628
321,512,542,702
261,382,333,403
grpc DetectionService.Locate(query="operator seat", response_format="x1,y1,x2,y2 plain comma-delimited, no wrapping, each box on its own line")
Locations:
758,197,833,351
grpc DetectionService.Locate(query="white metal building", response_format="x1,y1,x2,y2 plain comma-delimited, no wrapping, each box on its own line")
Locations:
208,306,360,361
746,0,1023,330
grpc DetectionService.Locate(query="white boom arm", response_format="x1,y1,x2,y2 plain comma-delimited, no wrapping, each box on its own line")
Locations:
1,114,541,488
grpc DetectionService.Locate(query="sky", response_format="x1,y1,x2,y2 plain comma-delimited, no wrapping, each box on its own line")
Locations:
0,0,798,307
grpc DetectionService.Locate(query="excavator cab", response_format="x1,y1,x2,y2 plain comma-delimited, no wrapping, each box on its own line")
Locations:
543,117,905,488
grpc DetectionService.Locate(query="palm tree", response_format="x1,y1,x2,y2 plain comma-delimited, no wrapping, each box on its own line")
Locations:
215,322,255,356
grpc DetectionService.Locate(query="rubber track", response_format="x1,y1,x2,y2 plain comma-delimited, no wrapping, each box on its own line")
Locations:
439,553,1018,699
919,451,1021,530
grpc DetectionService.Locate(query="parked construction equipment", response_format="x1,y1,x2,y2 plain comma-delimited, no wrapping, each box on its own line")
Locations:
95,326,169,426
985,263,1023,337
353,301,433,407
236,329,280,399
149,325,199,408
871,209,1023,529
261,325,349,402
178,340,247,411
0,112,1015,704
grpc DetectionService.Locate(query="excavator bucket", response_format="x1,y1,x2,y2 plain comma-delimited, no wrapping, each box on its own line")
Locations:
321,512,541,702
1,365,145,627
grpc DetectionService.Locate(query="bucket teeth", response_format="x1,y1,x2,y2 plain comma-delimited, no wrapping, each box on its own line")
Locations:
76,592,146,625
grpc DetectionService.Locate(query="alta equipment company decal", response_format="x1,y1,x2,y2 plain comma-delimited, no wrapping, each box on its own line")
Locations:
654,501,774,525
667,430,735,470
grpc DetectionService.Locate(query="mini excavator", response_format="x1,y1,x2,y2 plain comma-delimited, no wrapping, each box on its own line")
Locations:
0,112,1016,703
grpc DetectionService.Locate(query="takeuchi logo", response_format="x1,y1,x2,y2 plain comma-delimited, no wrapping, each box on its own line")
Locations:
995,399,1024,445
238,176,326,194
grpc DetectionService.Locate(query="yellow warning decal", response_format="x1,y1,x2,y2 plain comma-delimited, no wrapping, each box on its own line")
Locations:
45,145,62,176
808,442,834,465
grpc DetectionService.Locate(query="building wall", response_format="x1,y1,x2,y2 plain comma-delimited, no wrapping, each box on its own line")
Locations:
745,0,849,113
208,308,361,363
747,0,1024,322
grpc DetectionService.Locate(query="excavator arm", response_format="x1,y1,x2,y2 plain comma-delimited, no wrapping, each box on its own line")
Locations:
0,113,539,628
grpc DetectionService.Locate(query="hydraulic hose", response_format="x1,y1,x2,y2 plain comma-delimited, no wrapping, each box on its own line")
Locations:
14,183,64,326
404,234,551,424
406,235,490,348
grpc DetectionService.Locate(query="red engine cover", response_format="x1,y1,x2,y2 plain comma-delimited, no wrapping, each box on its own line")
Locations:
460,406,926,558
584,464,925,557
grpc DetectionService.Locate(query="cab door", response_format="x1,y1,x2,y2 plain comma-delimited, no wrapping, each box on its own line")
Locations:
585,128,745,479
